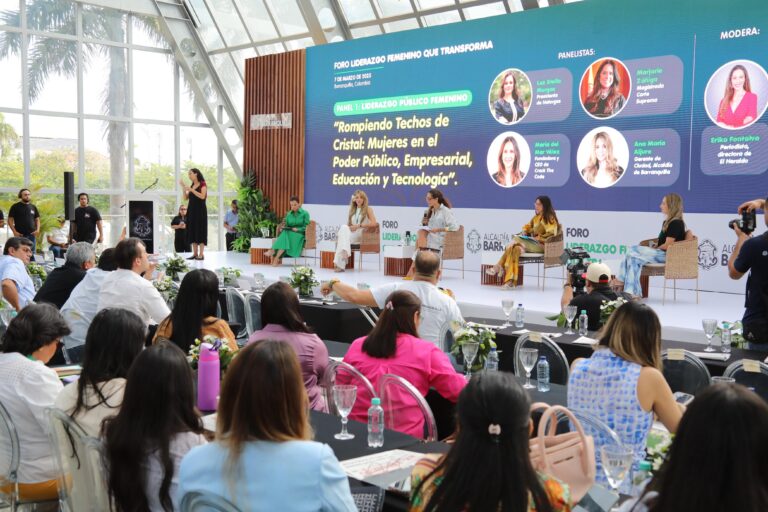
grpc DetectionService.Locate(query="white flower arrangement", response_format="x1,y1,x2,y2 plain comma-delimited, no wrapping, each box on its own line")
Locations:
188,335,236,371
449,322,497,371
290,266,319,296
219,266,242,285
599,297,629,324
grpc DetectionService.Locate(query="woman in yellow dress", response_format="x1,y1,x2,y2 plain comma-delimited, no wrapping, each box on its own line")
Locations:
486,195,559,288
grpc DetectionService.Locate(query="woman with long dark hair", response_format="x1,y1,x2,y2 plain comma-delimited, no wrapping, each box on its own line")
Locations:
583,59,626,117
486,195,559,288
406,188,458,279
153,268,237,353
339,290,465,437
55,308,145,437
179,168,207,260
493,70,526,124
248,282,329,411
103,341,206,512
178,341,356,510
410,372,572,512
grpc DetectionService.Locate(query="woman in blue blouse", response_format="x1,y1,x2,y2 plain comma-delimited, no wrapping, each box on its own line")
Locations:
268,195,310,266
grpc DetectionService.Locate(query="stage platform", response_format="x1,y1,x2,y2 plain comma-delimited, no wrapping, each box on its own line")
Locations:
180,251,746,345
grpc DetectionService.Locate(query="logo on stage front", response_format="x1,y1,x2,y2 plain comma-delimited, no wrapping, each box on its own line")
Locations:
466,229,482,254
698,239,718,270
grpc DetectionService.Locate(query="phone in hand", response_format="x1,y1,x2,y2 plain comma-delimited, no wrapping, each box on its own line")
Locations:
673,391,694,405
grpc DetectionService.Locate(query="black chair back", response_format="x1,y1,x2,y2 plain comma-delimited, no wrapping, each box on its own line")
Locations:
661,350,711,395
514,334,570,385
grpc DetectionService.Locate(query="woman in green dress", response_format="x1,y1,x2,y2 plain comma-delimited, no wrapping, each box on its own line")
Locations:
268,195,310,266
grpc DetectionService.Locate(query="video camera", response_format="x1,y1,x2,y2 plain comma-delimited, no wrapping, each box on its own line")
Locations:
728,210,757,235
560,247,590,296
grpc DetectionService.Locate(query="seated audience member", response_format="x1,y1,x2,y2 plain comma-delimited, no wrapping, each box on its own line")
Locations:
103,342,206,512
248,282,329,411
410,372,572,512
60,248,117,364
46,215,69,259
624,383,768,512
728,196,768,349
98,237,170,328
54,308,145,437
0,304,71,501
153,269,237,353
322,250,463,346
0,236,35,311
178,341,356,511
568,302,682,481
34,241,94,309
339,290,466,437
560,262,632,331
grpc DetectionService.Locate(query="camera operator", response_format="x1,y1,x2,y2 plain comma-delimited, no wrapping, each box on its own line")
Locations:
728,196,768,349
561,262,631,331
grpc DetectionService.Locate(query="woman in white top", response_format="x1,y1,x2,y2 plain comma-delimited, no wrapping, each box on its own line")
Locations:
55,308,146,437
0,303,71,501
103,341,206,512
333,190,377,272
406,188,458,279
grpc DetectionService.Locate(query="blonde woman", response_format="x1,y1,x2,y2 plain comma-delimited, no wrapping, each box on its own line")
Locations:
614,193,686,296
333,190,377,272
486,196,559,288
494,136,524,188
580,132,624,188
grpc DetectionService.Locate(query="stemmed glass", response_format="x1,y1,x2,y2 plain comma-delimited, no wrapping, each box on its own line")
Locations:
600,445,634,495
519,347,538,389
564,305,578,335
253,273,265,291
501,299,515,328
461,342,480,380
702,318,717,352
332,385,357,440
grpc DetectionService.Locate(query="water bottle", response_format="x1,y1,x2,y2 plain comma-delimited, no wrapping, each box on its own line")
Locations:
405,231,412,246
537,356,550,392
515,304,525,328
632,460,653,497
485,347,499,371
578,309,589,336
721,325,732,354
197,343,220,412
367,397,384,448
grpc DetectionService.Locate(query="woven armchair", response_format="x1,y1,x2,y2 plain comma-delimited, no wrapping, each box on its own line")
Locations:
351,223,380,270
441,225,464,278
640,230,698,303
519,224,565,290
275,220,317,266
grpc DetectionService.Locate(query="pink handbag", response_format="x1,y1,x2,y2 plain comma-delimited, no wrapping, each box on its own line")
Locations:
529,403,596,502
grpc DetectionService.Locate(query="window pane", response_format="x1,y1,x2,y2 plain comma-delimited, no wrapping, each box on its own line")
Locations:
132,14,168,49
417,0,454,7
256,41,284,55
28,36,78,113
383,18,420,33
211,53,243,120
133,123,175,192
270,1,307,36
351,26,383,39
423,10,461,26
25,0,76,35
285,37,313,51
179,77,207,123
0,0,20,27
82,4,127,43
0,112,23,188
205,0,250,47
188,0,225,51
84,119,128,190
463,3,506,19
339,0,376,23
83,44,129,117
230,47,257,78
180,126,218,191
238,0,278,42
0,31,21,108
133,50,174,120
376,0,413,17
28,115,78,186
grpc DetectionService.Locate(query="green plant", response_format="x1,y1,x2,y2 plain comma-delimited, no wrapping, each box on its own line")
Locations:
599,297,629,325
231,174,279,253
449,323,497,371
188,335,237,372
27,262,47,282
153,275,177,304
219,267,241,285
161,254,190,281
289,266,318,296
716,321,745,349
546,312,568,328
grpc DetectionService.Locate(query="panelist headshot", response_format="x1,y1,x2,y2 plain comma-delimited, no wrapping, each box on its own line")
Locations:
488,69,531,125
486,132,531,188
705,59,768,130
576,127,629,188
580,58,630,119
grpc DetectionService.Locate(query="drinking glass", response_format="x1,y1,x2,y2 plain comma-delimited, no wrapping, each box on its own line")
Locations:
519,347,539,389
720,328,731,354
501,299,515,328
253,273,265,291
601,445,634,493
332,385,357,440
702,318,717,352
461,342,480,380
564,305,578,335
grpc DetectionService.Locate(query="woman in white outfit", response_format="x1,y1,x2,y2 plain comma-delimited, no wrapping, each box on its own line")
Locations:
334,190,377,272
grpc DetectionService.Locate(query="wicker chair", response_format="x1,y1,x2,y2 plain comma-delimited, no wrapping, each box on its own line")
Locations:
440,225,465,278
276,220,317,266
351,224,380,270
639,230,699,304
518,224,565,290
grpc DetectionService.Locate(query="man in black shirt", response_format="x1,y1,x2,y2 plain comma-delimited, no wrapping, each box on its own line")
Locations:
8,188,40,254
34,242,94,309
561,262,632,331
729,196,768,348
71,193,103,244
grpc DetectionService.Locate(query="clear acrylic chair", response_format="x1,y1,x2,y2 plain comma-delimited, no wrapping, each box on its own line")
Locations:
378,374,438,442
180,491,243,512
225,287,248,340
244,292,262,336
321,360,377,416
661,349,711,395
723,359,768,402
513,333,570,385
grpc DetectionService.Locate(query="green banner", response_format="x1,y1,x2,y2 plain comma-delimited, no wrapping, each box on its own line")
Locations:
334,90,472,116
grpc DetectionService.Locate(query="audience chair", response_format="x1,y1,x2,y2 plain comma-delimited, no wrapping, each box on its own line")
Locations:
640,230,699,303
514,333,570,385
225,287,248,340
350,485,385,512
243,292,263,336
47,408,110,512
358,306,379,329
723,360,768,402
322,360,378,416
378,374,438,442
518,224,565,290
437,323,455,353
352,224,381,271
180,491,243,512
661,349,711,395
440,226,465,278
0,400,59,512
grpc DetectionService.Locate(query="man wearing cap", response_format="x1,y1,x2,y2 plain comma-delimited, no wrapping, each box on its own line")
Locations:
47,215,70,259
560,262,632,332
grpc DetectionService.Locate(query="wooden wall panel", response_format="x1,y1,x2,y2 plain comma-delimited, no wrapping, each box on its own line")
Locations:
243,49,305,217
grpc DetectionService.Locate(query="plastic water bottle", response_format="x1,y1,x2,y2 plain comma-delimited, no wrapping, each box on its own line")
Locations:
537,356,550,392
485,347,499,371
632,460,653,497
405,231,412,246
578,309,589,336
721,325,732,354
367,397,384,448
197,343,220,412
515,304,525,328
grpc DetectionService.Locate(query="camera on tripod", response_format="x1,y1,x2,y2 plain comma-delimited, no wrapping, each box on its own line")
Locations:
560,247,590,296
728,210,757,235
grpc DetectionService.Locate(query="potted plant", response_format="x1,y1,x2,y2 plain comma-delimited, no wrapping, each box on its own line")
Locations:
450,323,497,372
289,266,318,297
219,267,242,286
230,174,279,253
188,335,237,373
153,275,177,304
161,254,190,281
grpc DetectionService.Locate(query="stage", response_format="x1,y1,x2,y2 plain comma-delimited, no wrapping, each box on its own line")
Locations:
182,251,746,345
